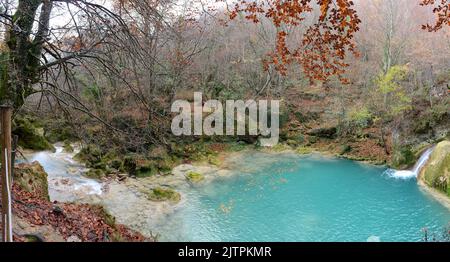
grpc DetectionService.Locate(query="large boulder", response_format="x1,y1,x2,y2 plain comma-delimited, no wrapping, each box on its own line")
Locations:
13,117,54,151
14,161,50,200
421,141,450,197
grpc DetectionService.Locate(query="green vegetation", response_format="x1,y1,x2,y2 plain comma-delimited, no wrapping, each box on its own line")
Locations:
63,140,74,153
421,141,450,197
44,119,78,143
85,168,105,179
186,171,205,183
376,65,412,116
391,145,416,169
13,116,54,151
296,146,313,155
145,187,181,203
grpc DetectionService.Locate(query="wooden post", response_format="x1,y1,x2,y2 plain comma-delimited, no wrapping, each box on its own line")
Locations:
1,106,13,242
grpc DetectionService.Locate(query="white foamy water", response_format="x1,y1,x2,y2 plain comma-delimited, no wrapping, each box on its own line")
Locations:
19,144,103,202
385,147,434,180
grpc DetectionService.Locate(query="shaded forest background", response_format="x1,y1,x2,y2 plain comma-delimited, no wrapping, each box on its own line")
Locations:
1,0,449,173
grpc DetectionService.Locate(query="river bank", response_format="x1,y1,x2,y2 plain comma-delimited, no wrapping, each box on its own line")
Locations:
14,140,450,241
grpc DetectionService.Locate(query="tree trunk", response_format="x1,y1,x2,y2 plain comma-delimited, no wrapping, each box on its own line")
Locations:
1,106,13,242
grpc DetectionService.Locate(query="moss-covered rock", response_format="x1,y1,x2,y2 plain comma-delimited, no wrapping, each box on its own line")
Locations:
13,117,54,151
63,140,74,153
391,146,416,169
135,159,158,177
296,146,313,155
85,168,105,179
186,171,204,183
120,154,159,177
421,141,450,197
145,187,181,203
74,144,102,167
14,161,50,200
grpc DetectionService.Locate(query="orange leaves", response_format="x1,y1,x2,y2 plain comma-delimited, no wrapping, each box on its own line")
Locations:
420,0,450,32
228,0,360,83
319,0,332,21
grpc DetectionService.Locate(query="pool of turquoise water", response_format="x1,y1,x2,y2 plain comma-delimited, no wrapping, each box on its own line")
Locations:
155,152,450,242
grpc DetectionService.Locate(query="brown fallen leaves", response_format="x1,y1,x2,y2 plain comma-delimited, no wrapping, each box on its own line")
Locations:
1,183,148,242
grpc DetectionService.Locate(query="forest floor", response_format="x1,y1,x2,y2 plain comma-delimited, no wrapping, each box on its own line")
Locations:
0,172,151,242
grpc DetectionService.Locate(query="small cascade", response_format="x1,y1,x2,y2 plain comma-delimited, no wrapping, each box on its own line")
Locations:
19,144,103,202
385,147,434,180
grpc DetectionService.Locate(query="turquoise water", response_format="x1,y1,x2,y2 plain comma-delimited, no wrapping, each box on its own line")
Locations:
157,152,450,242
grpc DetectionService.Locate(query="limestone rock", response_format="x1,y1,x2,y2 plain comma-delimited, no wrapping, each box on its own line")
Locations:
421,140,450,197
14,161,50,200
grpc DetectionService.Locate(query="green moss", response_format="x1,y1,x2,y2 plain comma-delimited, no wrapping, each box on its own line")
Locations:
296,146,313,155
135,159,158,177
74,144,102,167
85,169,105,179
63,140,74,153
186,171,204,183
13,116,54,151
145,187,181,203
14,161,50,200
208,155,221,166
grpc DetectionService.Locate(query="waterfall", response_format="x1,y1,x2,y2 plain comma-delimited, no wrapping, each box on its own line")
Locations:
385,147,434,180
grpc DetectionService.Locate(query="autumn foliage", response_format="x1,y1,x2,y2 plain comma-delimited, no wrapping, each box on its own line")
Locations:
225,0,449,83
225,0,361,83
420,0,450,31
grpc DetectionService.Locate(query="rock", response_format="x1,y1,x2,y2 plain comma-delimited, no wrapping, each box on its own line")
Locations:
117,173,127,181
421,140,450,197
14,161,50,200
14,216,65,242
13,116,55,151
24,234,45,242
67,235,82,242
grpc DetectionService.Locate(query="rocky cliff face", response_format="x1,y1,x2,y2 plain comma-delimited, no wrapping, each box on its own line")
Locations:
420,140,450,197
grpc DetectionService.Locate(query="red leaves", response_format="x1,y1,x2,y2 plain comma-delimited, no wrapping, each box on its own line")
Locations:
420,0,450,32
227,0,361,83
